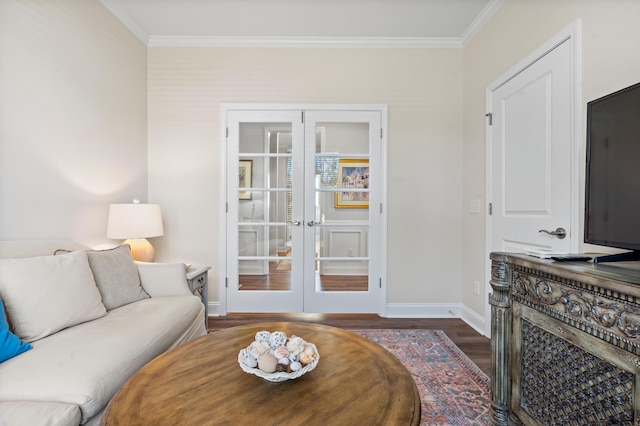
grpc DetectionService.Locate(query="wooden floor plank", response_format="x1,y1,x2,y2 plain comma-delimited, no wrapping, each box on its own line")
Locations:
209,314,491,376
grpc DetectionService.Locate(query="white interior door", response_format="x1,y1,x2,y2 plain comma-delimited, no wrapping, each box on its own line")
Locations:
485,23,581,335
489,37,578,255
224,105,385,314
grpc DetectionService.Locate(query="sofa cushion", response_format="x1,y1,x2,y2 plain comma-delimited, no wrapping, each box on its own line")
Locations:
0,401,81,426
135,261,192,297
0,251,106,342
86,245,149,310
0,297,31,363
0,296,205,423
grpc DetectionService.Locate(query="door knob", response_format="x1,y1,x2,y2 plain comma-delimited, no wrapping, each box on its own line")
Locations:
307,220,316,227
288,220,301,226
538,227,567,239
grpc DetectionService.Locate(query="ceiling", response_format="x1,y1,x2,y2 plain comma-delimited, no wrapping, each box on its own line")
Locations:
101,0,503,47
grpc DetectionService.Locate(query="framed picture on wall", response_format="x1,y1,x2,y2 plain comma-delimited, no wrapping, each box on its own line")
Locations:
335,159,369,208
239,160,253,200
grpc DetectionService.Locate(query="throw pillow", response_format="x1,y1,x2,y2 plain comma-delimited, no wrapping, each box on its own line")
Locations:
0,297,31,363
86,245,149,310
0,251,106,342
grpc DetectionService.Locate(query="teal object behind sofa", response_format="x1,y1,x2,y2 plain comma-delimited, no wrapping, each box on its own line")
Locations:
0,297,31,363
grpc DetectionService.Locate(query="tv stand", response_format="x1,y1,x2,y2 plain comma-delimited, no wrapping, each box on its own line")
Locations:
593,250,640,263
489,252,640,425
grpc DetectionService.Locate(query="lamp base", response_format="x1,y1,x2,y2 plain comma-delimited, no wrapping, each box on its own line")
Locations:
123,238,156,262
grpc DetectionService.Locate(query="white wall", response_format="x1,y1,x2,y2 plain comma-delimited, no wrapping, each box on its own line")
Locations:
18,0,639,327
0,0,147,247
7,0,638,327
462,0,640,316
147,48,464,306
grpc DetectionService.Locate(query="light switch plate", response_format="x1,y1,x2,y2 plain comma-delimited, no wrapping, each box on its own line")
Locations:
469,199,481,214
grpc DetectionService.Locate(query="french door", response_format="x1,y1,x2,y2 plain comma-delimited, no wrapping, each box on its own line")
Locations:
224,105,385,313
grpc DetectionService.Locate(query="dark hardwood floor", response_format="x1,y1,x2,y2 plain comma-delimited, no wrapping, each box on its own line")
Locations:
208,313,491,376
239,261,368,291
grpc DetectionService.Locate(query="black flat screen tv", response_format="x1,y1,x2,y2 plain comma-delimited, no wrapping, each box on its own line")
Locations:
584,81,640,263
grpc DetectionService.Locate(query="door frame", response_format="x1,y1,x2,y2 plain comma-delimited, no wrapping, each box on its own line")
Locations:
484,21,582,336
219,103,388,316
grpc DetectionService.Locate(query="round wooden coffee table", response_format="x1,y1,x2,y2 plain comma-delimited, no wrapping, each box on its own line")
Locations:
102,322,420,425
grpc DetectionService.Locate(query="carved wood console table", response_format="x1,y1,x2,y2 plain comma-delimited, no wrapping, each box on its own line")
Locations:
489,252,640,425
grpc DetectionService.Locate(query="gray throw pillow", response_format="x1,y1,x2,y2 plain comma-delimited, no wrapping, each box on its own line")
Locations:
86,245,149,310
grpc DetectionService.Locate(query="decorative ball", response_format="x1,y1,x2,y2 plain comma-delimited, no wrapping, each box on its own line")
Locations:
286,336,305,356
258,353,278,373
299,345,317,365
239,348,258,368
249,341,270,359
255,331,271,343
277,357,290,366
273,347,290,359
269,331,287,349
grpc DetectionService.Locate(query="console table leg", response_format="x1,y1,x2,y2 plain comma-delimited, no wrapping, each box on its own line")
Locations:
489,253,512,426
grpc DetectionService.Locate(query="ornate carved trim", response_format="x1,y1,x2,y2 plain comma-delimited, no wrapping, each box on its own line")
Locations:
511,265,640,354
489,255,511,308
491,259,508,282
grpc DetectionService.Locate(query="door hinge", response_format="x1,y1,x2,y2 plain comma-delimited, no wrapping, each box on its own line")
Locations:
488,203,492,215
226,202,229,213
379,278,382,288
226,127,229,138
225,277,228,288
485,113,493,126
301,111,304,123
380,203,383,214
380,128,383,139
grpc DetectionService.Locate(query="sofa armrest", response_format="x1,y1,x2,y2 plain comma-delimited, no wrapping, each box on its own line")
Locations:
135,262,193,297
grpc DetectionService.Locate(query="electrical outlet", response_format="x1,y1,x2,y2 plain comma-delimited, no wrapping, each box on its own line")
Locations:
473,280,480,295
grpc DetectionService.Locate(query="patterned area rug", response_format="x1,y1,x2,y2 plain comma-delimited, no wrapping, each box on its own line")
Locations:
354,329,491,425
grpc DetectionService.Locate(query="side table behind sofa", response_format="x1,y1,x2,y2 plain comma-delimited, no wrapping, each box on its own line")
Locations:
186,265,210,331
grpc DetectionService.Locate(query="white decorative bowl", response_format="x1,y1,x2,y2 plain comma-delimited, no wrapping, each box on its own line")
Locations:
238,341,320,382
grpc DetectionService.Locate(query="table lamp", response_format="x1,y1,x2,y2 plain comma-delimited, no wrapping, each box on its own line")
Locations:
107,200,164,262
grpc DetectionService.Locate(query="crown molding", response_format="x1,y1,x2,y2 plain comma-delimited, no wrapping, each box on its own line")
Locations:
147,35,463,48
100,0,149,44
101,0,503,49
461,0,504,46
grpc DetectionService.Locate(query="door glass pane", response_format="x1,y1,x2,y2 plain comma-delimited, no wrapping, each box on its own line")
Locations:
314,123,370,293
237,123,292,292
315,225,369,292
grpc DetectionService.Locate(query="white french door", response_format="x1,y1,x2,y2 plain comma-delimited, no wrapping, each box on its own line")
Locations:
224,105,386,314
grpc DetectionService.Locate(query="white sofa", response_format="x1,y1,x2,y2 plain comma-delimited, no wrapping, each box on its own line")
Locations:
0,241,207,426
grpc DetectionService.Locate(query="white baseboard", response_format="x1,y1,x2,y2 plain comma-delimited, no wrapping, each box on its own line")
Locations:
459,305,487,336
384,303,461,318
206,302,223,317
207,301,488,337
208,302,463,319
384,303,487,336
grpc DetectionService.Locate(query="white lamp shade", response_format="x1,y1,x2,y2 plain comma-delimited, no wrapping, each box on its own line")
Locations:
107,204,164,239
